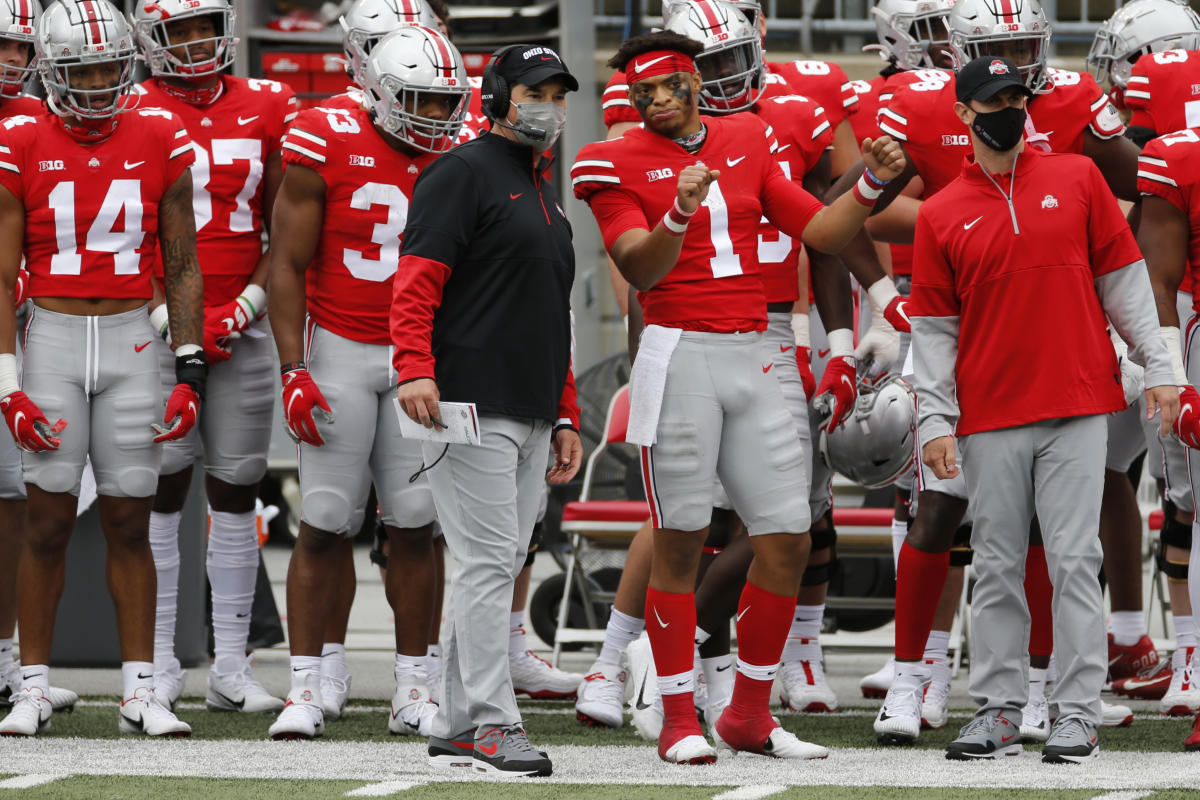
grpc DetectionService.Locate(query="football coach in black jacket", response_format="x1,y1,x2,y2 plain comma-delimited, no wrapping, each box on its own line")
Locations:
389,44,581,777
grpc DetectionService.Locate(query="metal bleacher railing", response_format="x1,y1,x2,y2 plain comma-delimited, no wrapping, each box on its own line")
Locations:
591,0,1119,56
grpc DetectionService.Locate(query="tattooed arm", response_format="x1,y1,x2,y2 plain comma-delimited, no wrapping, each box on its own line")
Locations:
158,169,203,347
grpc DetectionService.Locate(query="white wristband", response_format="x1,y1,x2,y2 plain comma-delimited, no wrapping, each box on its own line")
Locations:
855,173,884,201
1162,325,1188,385
238,283,267,320
791,312,810,349
827,327,854,358
175,343,201,357
0,353,17,400
866,276,900,314
149,303,170,342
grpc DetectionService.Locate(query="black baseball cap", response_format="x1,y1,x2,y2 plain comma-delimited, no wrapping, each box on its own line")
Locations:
492,44,579,92
955,56,1033,104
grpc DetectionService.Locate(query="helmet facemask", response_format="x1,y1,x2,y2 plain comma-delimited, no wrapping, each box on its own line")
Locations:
43,52,134,122
695,35,763,113
952,30,1050,92
138,6,235,81
369,78,467,153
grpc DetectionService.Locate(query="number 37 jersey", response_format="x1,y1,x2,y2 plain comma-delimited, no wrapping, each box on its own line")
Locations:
0,108,195,300
281,105,435,345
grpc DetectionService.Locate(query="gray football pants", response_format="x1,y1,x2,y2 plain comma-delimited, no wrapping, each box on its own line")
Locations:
960,414,1107,727
428,414,551,736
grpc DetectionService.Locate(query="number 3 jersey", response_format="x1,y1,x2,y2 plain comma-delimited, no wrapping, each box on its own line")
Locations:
572,113,823,333
0,108,195,300
282,104,436,345
136,76,298,306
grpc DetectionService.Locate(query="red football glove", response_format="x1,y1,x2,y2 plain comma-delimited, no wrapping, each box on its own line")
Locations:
12,268,28,310
1174,385,1200,449
207,295,257,339
282,368,333,446
796,346,816,401
201,311,234,364
0,391,65,452
884,295,911,334
152,383,200,443
813,355,857,433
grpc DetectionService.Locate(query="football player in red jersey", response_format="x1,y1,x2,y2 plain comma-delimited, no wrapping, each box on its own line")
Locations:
0,0,202,738
573,31,904,764
1089,0,1200,707
1136,130,1200,734
266,25,469,742
131,0,297,718
0,0,80,718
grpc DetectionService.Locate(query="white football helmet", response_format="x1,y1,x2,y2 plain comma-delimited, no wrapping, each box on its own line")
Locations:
867,0,956,70
947,0,1051,93
361,25,468,153
133,0,236,80
665,0,763,113
37,0,137,121
341,0,438,88
0,0,40,98
664,0,762,26
1087,0,1200,88
819,375,916,489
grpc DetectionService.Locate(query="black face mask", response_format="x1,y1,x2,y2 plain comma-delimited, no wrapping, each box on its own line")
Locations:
971,105,1025,152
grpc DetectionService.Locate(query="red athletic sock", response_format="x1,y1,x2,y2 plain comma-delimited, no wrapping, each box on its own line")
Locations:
894,542,950,661
1025,544,1054,657
645,587,699,730
728,581,795,727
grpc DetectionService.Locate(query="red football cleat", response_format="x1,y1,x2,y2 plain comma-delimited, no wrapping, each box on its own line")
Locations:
1108,633,1160,683
1185,711,1200,752
1112,660,1172,700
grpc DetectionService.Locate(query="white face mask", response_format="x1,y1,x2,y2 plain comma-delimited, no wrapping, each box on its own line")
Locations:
507,100,567,149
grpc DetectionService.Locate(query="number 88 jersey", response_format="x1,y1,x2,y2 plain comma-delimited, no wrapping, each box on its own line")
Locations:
281,104,435,345
0,107,195,300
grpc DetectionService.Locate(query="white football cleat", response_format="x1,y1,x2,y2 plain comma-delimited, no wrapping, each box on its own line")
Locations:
575,662,626,728
119,687,191,737
1160,647,1200,717
269,679,325,740
153,661,187,712
659,732,717,764
1101,699,1133,728
713,716,829,759
0,662,77,713
920,659,951,730
207,660,284,713
321,671,351,722
389,679,438,736
860,657,895,699
1019,685,1050,743
874,681,922,746
0,687,51,736
510,649,582,699
778,638,838,713
627,635,664,740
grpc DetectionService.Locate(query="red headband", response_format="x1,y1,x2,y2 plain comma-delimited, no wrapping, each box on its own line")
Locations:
626,50,697,81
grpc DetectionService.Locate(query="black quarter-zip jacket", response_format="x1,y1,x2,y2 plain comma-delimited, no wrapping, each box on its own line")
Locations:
391,132,577,425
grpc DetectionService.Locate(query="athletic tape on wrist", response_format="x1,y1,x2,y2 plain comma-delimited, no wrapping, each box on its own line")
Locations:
866,276,900,314
0,353,18,400
827,328,854,359
238,284,267,320
662,197,694,235
175,343,201,358
791,313,810,349
149,304,170,341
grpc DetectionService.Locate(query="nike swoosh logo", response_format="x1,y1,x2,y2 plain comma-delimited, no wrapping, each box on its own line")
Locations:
134,340,151,352
477,738,501,756
963,216,983,230
1119,675,1168,691
780,345,793,353
510,193,522,200
736,606,750,622
634,678,653,710
653,607,669,628
212,689,244,709
818,348,830,358
13,411,24,430
21,673,38,680
238,115,259,125
715,664,731,672
676,679,688,686
633,55,671,74
124,160,144,169
1001,733,1015,742
762,363,773,373
137,672,153,679
236,612,249,618
726,155,746,167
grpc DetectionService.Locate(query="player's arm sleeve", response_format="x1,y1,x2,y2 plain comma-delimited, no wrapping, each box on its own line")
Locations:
281,110,333,177
1137,140,1187,212
556,363,580,430
601,71,640,128
761,159,824,241
571,151,651,251
909,210,960,443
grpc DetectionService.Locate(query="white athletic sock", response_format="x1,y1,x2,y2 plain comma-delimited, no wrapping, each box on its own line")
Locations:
0,637,13,666
700,654,734,709
892,660,926,691
148,510,182,669
19,664,48,694
781,604,823,662
891,518,908,568
1109,610,1146,647
423,644,442,684
395,653,424,683
508,610,528,657
321,643,347,679
207,509,259,675
924,629,951,664
694,626,711,647
1046,654,1058,687
1028,666,1048,697
598,607,643,668
1175,614,1198,649
290,655,321,689
122,661,154,699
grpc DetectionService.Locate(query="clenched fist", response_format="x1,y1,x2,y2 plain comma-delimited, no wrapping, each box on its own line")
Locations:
861,135,906,182
676,161,721,214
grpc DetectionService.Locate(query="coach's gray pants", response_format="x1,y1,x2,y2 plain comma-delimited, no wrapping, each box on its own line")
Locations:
428,414,551,736
960,414,1107,727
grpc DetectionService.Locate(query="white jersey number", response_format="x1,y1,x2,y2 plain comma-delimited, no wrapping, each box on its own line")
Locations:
758,161,793,264
191,138,265,233
703,180,744,279
343,181,409,282
48,180,144,275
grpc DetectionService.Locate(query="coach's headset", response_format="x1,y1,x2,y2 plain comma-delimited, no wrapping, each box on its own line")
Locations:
481,43,557,143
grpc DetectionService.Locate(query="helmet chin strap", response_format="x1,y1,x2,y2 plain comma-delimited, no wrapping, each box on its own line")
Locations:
158,74,224,106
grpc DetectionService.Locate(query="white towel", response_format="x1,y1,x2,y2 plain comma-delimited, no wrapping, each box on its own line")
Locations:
626,324,682,447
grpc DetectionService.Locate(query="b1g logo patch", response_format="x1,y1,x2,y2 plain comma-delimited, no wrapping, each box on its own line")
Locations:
38,160,64,172
349,154,375,167
941,134,969,146
645,167,675,182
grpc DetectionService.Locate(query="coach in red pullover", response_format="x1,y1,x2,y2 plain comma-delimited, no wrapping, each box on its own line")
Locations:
910,56,1179,764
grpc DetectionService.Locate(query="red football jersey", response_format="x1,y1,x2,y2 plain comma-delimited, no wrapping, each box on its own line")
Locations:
137,76,298,306
0,108,194,300
602,69,639,129
752,94,833,302
1138,129,1200,310
0,94,41,120
572,113,823,333
282,105,436,345
320,87,365,112
766,59,859,129
1124,49,1200,134
848,76,885,144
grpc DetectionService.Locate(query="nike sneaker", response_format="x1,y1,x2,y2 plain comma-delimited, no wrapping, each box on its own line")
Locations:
207,658,284,713
153,661,187,713
1107,633,1159,683
473,725,552,777
860,657,895,699
0,662,78,712
1019,685,1050,743
920,658,951,730
778,638,838,713
1160,647,1200,717
268,676,324,740
118,687,191,737
1112,660,1171,700
1042,717,1099,764
874,678,923,746
575,661,626,728
510,649,581,700
321,650,351,721
1101,700,1133,728
388,679,437,736
945,711,1022,759
714,711,828,759
627,635,664,740
0,687,51,736
1185,710,1200,751
428,728,476,768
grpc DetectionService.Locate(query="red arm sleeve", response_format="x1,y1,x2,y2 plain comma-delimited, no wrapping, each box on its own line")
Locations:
760,158,824,242
390,254,451,383
556,364,580,429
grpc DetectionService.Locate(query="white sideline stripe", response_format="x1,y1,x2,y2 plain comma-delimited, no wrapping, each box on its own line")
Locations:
712,785,787,800
1088,793,1154,800
3,742,1200,789
0,774,65,789
345,781,424,796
